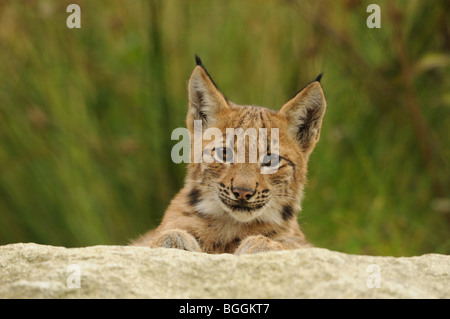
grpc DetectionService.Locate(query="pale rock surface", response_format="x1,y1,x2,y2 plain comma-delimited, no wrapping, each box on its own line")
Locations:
0,243,448,298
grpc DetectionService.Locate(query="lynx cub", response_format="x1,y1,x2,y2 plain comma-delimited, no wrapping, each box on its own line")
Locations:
133,56,326,254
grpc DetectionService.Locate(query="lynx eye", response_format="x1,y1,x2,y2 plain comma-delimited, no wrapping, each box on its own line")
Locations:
213,147,234,163
261,154,280,168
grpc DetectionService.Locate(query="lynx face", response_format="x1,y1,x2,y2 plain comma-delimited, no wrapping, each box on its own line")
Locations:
185,57,326,225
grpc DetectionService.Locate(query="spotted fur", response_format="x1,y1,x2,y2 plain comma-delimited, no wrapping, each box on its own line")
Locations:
132,57,327,254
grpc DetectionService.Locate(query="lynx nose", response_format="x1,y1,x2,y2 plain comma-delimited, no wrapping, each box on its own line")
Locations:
232,187,255,201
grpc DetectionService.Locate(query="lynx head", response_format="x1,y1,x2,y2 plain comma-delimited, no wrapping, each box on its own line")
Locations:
185,56,326,224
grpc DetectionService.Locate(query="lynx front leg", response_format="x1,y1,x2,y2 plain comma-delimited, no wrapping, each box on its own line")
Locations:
150,229,201,252
234,235,283,255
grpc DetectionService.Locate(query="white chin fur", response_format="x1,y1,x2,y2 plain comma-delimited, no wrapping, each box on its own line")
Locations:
196,193,284,225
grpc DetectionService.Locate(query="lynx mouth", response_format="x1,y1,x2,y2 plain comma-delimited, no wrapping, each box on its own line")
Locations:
218,195,266,213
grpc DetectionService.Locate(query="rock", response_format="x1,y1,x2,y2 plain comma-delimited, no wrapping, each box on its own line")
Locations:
0,243,448,298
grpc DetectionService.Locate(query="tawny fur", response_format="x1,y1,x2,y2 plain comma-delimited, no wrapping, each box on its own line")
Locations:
132,58,326,255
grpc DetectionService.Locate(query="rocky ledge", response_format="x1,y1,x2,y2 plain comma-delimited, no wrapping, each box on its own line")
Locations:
0,243,448,298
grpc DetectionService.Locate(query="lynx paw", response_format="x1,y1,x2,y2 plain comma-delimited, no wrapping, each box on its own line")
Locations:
234,235,283,255
150,229,201,252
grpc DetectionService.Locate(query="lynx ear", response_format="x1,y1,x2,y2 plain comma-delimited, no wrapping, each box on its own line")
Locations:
187,56,229,132
279,76,326,155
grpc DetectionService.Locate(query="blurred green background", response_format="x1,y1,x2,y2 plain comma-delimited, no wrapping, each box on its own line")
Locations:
0,0,448,256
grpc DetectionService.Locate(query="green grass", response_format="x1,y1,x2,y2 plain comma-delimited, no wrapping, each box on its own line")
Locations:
0,0,448,255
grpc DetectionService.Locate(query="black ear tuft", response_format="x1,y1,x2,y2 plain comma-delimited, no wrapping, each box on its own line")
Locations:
314,73,323,83
291,73,325,98
195,54,203,67
192,55,224,99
